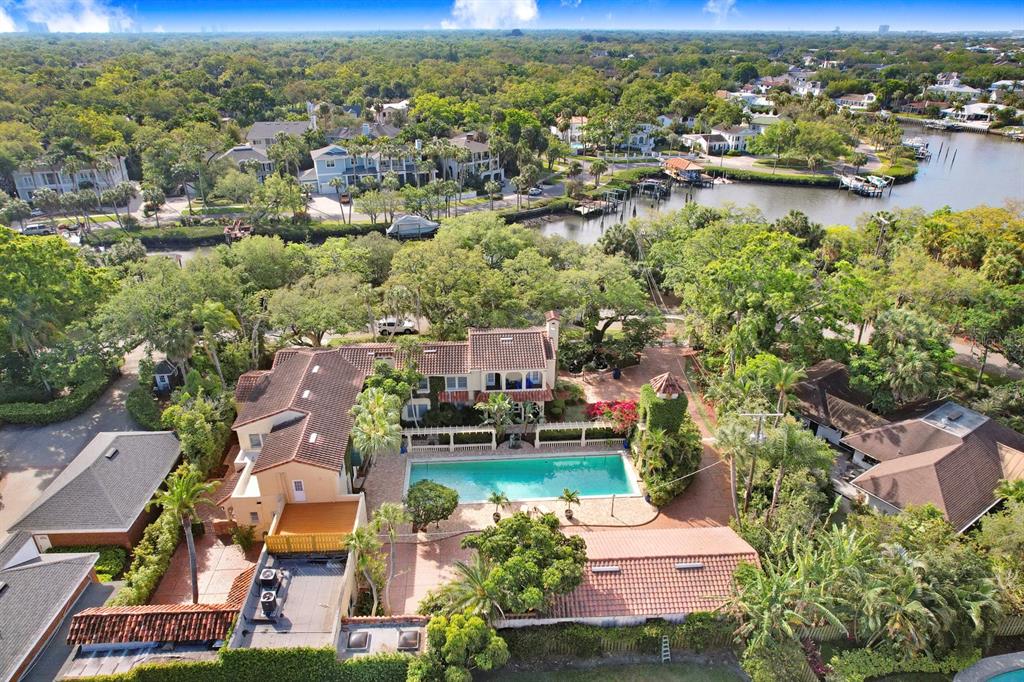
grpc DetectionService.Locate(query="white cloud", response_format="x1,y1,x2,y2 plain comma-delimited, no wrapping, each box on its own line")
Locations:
703,0,737,24
0,6,16,32
151,24,165,33
560,0,582,7
442,0,538,29
20,0,133,33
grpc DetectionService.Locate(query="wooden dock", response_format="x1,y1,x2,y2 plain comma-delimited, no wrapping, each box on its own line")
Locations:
838,174,894,197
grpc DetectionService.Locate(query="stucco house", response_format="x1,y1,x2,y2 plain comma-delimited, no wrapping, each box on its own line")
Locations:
443,132,504,183
682,133,729,155
835,93,878,110
302,144,420,194
13,156,130,202
217,313,561,536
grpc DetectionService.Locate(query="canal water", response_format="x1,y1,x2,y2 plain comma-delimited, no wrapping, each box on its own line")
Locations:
540,126,1024,245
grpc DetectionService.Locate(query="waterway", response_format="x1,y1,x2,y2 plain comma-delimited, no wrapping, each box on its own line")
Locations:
540,126,1024,245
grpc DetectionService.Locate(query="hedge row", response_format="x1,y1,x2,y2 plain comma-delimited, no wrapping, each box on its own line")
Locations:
705,166,840,187
501,615,734,662
499,197,577,222
252,221,384,243
125,386,164,431
0,371,117,426
84,221,386,249
107,508,181,606
826,647,981,682
537,426,617,442
47,545,128,581
79,648,412,682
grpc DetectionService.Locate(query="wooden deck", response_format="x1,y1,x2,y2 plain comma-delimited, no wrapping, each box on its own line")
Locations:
274,501,359,536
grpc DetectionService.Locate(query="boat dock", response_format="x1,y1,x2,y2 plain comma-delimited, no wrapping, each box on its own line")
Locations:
838,174,895,197
902,137,932,159
636,178,672,198
574,198,620,217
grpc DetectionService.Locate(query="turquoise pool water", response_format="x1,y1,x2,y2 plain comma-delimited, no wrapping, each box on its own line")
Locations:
989,671,1024,681
408,454,636,503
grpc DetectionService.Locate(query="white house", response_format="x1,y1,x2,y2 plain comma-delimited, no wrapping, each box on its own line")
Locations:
13,155,130,202
623,123,657,154
710,124,760,152
553,115,588,151
836,92,877,110
682,133,729,155
443,132,504,183
303,144,419,194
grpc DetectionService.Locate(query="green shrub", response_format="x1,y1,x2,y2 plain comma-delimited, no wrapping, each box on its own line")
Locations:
126,386,164,430
47,545,128,581
741,641,810,682
74,648,412,681
108,509,181,606
405,479,459,532
0,371,116,426
638,383,687,433
84,225,226,249
538,427,617,442
452,431,493,444
230,525,256,552
826,646,981,682
0,382,50,404
705,167,839,187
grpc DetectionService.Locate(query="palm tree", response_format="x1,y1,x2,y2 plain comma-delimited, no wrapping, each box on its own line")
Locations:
475,392,515,443
763,420,825,524
589,159,608,188
346,524,384,616
487,491,510,522
714,417,753,519
635,426,669,477
350,388,403,487
147,466,218,604
191,301,240,388
766,357,805,414
886,347,936,405
559,488,581,519
328,177,348,223
484,179,502,210
439,553,505,622
372,502,411,615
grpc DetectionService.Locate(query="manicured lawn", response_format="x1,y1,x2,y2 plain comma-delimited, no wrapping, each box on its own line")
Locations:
488,662,743,681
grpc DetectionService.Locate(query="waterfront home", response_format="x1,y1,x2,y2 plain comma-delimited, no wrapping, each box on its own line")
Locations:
791,360,889,446
622,123,657,154
942,102,1009,122
443,132,504,183
326,121,401,143
662,157,704,183
682,133,729,155
553,115,588,150
989,80,1024,101
302,144,420,194
0,533,98,681
710,124,760,152
503,527,758,627
245,120,315,149
837,402,1024,533
215,145,275,182
218,313,561,535
936,72,962,87
12,155,129,202
897,100,946,115
7,432,181,551
835,92,878,110
927,82,983,99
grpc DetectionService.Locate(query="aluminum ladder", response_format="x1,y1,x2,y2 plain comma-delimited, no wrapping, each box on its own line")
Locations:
660,634,671,663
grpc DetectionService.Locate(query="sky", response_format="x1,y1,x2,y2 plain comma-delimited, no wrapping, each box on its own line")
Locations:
0,0,1020,34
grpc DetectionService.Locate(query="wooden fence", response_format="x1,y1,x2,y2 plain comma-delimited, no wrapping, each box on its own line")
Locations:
994,614,1024,637
265,532,349,554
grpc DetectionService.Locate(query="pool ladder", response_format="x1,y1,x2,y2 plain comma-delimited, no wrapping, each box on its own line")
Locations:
660,634,671,663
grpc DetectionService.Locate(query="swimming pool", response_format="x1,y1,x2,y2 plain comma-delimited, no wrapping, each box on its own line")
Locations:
988,671,1024,681
407,453,639,503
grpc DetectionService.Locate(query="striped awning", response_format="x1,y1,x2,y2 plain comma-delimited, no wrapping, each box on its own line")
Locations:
475,389,553,404
437,391,471,403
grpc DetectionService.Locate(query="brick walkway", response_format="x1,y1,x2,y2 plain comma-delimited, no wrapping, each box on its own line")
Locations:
150,496,261,605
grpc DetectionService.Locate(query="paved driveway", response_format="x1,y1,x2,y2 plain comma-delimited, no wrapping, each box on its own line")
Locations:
0,372,140,540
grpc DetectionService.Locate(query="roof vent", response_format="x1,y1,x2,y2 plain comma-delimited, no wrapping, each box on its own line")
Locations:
423,349,437,354
308,433,318,444
311,365,320,374
0,581,8,596
592,565,621,574
104,447,119,460
302,390,310,399
675,562,705,570
499,336,513,342
947,410,963,421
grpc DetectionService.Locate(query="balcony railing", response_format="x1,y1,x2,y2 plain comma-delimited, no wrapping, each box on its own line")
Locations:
265,532,349,554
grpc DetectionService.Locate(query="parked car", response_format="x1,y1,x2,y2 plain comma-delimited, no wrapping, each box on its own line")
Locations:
21,223,57,236
527,186,543,197
375,318,418,336
29,208,44,217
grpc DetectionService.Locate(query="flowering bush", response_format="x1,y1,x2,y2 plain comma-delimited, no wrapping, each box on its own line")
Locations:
801,637,830,679
586,400,638,434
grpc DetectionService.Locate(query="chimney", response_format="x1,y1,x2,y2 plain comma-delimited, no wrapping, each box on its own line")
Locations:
545,310,560,354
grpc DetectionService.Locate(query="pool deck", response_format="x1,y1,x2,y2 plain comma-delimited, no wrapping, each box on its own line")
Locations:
955,653,1024,681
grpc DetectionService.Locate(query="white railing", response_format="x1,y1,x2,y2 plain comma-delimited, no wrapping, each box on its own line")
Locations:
402,425,497,453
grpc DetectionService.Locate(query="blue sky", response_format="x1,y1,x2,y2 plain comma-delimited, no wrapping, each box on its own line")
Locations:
0,0,1020,34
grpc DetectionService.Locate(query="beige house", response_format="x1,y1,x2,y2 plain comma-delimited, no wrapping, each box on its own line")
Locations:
217,313,561,537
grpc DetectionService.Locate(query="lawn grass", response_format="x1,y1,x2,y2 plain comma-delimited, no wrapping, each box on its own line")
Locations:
949,362,1016,388
488,663,742,681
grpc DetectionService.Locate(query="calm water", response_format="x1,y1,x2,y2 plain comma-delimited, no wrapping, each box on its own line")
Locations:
407,454,636,503
541,127,1024,244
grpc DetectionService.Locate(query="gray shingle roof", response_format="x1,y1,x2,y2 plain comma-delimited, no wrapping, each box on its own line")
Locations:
0,533,97,681
9,432,181,534
245,120,313,143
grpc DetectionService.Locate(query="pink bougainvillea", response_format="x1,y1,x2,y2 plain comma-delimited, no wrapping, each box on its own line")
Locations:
586,400,638,434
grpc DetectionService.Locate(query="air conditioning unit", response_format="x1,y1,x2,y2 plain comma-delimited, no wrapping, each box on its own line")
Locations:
259,568,279,588
260,590,277,616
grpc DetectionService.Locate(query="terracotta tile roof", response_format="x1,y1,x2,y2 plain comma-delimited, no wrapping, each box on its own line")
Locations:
67,604,239,646
213,467,243,505
475,389,553,403
549,528,758,619
650,372,685,397
663,157,704,172
845,403,1024,531
792,360,888,435
226,566,256,606
468,329,549,371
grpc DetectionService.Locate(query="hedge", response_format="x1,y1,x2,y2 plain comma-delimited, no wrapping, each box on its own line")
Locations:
107,508,181,606
126,386,164,431
252,221,384,243
501,615,734,662
638,383,687,434
705,166,840,187
826,647,981,682
0,371,117,426
47,545,127,581
84,221,385,249
76,648,412,682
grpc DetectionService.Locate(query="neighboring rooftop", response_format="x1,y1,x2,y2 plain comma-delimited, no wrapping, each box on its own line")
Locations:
792,360,890,435
842,402,1024,531
245,120,314,143
9,432,181,535
0,533,98,682
337,616,429,661
548,527,758,620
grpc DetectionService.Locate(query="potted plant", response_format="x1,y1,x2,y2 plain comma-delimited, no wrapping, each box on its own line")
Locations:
488,490,510,523
559,488,581,520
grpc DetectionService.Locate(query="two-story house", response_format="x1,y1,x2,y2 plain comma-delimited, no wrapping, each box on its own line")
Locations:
13,156,130,202
710,124,761,152
302,144,419,194
218,313,561,535
215,145,276,182
442,132,504,184
245,120,315,149
835,92,878,110
552,115,588,151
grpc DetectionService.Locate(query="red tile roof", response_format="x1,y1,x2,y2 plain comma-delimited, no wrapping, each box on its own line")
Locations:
468,329,549,371
67,604,239,646
549,528,757,619
437,391,471,403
